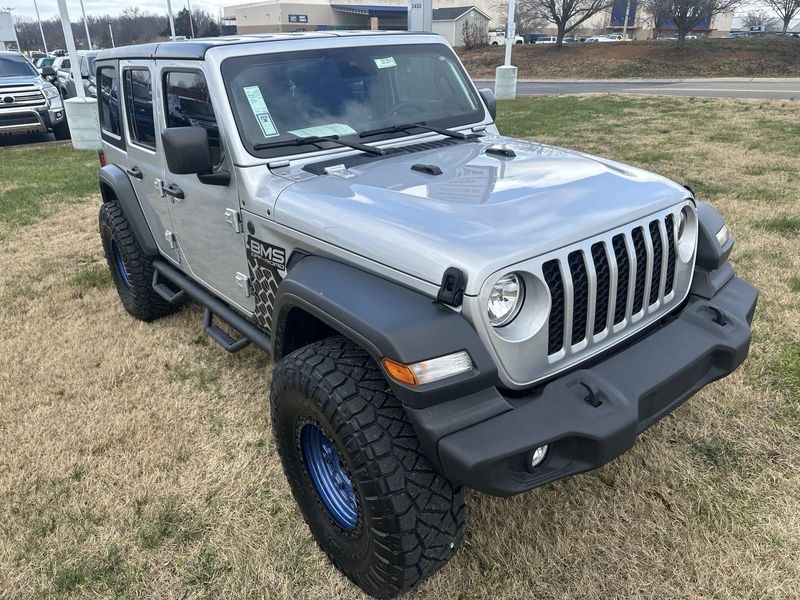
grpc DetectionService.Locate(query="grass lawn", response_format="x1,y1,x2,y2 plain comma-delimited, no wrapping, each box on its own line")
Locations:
459,38,800,79
0,96,798,599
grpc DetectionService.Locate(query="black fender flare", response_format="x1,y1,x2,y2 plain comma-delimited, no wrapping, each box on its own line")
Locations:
98,164,159,256
272,256,498,408
691,201,735,299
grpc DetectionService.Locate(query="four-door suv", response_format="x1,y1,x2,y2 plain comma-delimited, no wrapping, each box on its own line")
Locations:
95,32,757,599
0,51,69,140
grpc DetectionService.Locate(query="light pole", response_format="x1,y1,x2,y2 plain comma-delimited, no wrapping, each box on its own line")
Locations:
166,0,177,40
2,7,19,51
55,0,85,97
79,0,92,49
186,0,195,38
621,0,632,39
33,0,48,54
108,21,115,47
494,0,517,99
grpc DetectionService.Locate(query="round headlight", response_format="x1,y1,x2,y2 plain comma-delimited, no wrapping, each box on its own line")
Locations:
488,273,524,327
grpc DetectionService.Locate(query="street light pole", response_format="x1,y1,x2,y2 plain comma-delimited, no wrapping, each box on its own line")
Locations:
55,0,86,98
165,0,177,40
108,21,115,47
494,0,517,99
33,0,48,54
79,0,92,49
186,0,195,38
504,0,516,66
622,0,632,39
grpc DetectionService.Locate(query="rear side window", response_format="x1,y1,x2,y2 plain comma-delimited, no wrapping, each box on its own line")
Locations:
164,70,222,166
98,67,122,139
123,68,156,150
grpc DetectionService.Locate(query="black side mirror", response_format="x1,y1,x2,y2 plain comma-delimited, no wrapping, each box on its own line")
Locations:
41,66,55,77
161,126,230,186
479,88,496,121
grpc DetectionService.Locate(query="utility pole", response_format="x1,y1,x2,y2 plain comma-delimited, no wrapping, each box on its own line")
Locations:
621,0,632,39
186,0,195,38
166,0,177,40
108,21,115,47
55,0,85,97
79,0,92,49
33,0,48,54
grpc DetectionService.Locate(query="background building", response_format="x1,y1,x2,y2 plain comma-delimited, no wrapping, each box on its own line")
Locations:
0,11,18,51
223,0,493,40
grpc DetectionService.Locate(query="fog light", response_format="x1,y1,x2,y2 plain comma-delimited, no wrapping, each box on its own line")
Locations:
55,111,63,118
528,445,549,470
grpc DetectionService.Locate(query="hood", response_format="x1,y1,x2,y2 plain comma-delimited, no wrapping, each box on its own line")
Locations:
0,75,41,86
274,135,690,295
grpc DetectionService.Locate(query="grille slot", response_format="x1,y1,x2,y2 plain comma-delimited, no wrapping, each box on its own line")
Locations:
542,260,564,355
542,216,680,356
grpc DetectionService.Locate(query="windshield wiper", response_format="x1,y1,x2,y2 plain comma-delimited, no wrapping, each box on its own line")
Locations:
359,122,479,140
253,135,385,156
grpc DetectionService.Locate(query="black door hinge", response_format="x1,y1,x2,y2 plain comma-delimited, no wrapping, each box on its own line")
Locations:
437,267,466,307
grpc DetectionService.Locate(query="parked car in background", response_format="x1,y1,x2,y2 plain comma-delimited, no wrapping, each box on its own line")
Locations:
488,31,524,45
0,51,69,139
524,33,550,43
56,51,98,99
534,36,557,43
584,34,626,42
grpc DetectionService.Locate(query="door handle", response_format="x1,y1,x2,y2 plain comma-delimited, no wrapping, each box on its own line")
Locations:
163,183,185,200
126,166,143,180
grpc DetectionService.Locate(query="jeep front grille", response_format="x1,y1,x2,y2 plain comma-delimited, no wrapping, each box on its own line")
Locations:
543,213,679,356
473,202,697,389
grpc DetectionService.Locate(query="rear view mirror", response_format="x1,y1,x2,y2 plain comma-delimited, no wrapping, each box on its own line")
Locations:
162,126,213,175
479,88,496,121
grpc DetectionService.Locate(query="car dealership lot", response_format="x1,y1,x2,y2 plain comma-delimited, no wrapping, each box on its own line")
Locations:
0,96,798,598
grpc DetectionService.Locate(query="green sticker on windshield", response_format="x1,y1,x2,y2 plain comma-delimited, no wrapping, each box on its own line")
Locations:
243,85,278,138
374,57,397,69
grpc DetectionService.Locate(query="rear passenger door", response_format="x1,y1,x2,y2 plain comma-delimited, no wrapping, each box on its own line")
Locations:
119,59,180,263
158,65,253,312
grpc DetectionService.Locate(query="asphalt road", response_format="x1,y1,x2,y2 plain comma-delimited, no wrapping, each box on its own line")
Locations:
472,78,800,100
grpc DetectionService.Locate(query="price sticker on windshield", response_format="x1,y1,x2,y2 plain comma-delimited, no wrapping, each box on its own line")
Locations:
243,85,279,138
374,57,397,69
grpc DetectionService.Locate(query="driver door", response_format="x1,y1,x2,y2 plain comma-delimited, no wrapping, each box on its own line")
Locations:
158,64,254,313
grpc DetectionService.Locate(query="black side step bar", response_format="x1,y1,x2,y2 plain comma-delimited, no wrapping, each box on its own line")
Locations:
152,261,273,356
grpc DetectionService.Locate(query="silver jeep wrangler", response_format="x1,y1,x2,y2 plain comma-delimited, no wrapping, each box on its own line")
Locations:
95,32,757,598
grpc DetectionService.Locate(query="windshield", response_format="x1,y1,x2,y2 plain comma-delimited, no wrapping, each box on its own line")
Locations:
0,55,38,78
36,57,55,68
222,43,484,158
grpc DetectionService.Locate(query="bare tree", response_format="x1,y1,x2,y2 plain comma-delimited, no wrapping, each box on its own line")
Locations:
762,0,800,32
461,20,489,48
640,0,742,46
518,0,614,46
742,9,779,30
494,0,549,35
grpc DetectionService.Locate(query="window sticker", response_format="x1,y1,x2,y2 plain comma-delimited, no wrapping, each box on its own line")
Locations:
288,123,357,138
374,57,397,69
243,85,279,138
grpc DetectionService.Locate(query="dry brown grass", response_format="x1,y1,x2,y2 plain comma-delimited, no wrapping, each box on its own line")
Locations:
0,97,798,599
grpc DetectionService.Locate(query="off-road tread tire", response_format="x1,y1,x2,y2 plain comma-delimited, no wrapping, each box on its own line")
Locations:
270,336,466,599
99,201,179,322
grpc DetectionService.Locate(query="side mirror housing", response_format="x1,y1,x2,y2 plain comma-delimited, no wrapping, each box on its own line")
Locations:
162,126,213,175
479,88,496,121
41,66,56,78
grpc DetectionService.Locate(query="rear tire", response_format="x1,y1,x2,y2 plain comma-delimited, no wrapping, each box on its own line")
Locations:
99,201,180,322
270,337,466,599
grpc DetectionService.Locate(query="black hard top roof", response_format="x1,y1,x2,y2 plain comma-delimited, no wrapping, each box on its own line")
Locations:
96,31,434,62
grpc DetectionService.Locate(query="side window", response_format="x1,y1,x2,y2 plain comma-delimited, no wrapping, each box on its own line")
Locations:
80,56,89,78
98,67,122,139
164,70,222,166
123,68,156,150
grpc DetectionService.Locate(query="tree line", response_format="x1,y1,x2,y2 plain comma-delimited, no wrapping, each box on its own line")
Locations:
14,7,221,53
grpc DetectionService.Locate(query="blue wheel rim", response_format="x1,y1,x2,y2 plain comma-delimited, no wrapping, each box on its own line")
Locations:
301,423,358,530
111,240,130,289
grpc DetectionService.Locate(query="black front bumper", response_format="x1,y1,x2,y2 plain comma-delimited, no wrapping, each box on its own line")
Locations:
407,276,758,496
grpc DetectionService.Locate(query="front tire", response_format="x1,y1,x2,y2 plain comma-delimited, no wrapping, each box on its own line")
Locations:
270,337,466,599
99,201,181,322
